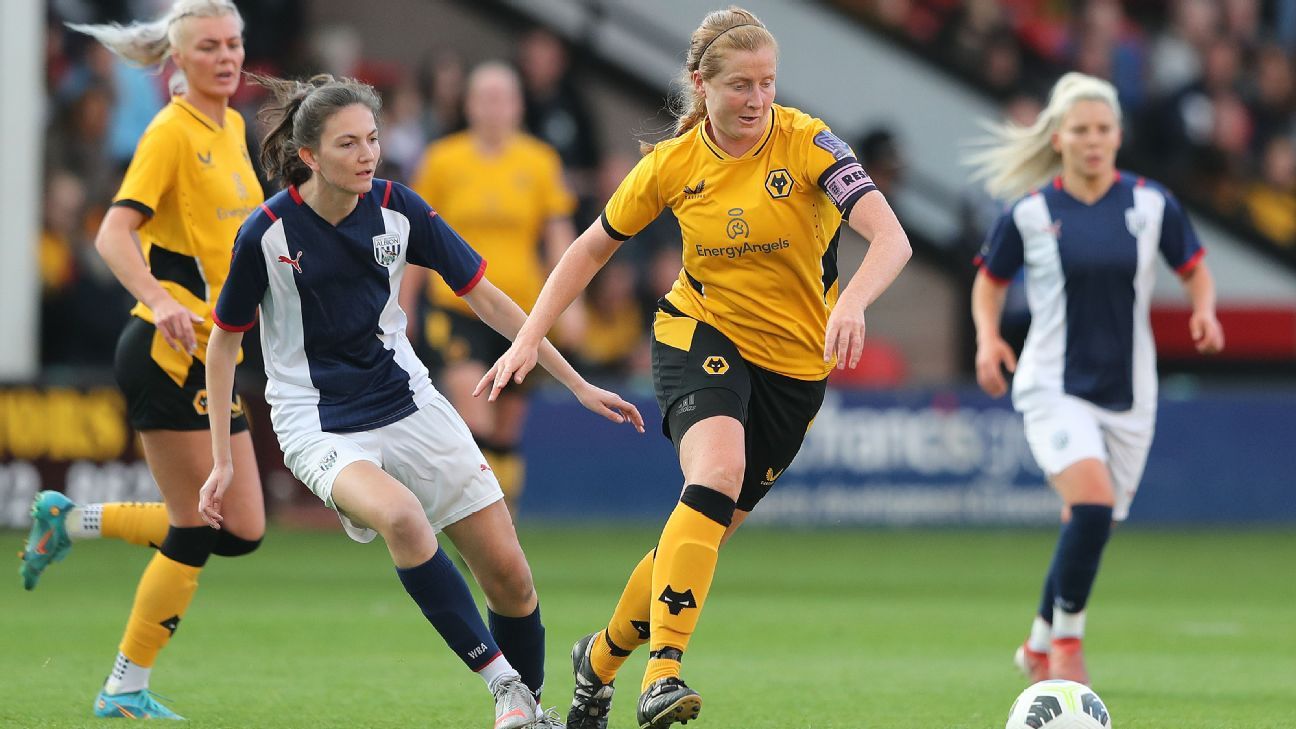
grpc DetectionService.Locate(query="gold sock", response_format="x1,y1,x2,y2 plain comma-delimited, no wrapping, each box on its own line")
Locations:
643,490,732,690
589,549,655,683
118,552,202,667
102,503,170,548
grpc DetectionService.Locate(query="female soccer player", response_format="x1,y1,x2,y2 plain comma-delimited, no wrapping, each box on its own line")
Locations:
404,61,579,514
197,73,642,729
966,72,1225,686
480,8,912,728
21,1,265,719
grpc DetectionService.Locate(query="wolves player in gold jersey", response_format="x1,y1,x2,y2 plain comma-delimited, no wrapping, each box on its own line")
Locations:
404,62,578,514
480,7,911,728
20,1,264,719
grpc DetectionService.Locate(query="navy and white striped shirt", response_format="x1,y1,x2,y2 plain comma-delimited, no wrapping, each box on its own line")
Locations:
977,172,1204,413
215,179,485,434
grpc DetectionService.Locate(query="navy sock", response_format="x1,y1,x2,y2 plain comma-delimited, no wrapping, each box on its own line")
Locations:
396,549,502,672
1037,563,1058,623
1052,504,1114,614
489,605,545,700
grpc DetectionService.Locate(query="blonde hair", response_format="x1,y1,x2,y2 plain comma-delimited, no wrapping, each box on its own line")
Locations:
643,6,778,153
964,72,1122,200
67,0,243,95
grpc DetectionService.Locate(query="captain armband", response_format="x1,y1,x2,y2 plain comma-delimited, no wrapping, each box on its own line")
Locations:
817,159,877,218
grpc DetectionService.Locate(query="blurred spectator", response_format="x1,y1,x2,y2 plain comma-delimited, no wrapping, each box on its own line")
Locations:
376,76,427,183
1148,0,1218,96
39,171,132,368
575,261,646,379
855,127,905,201
1246,43,1295,157
1245,136,1296,247
45,78,117,216
418,50,466,140
516,28,602,220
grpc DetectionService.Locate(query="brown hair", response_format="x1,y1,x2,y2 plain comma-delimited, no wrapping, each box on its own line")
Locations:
643,6,777,153
250,73,383,187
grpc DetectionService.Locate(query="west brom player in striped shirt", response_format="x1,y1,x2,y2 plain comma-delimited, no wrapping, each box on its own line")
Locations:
198,74,644,729
968,72,1224,686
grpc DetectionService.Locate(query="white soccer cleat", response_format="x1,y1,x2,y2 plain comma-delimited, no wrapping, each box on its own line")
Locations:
491,675,539,729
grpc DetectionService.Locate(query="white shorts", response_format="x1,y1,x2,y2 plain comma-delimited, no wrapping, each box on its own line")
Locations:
1021,394,1155,521
279,395,502,542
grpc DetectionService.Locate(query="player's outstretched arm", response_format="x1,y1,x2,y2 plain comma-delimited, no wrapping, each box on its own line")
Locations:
464,278,644,433
477,220,622,399
199,326,244,528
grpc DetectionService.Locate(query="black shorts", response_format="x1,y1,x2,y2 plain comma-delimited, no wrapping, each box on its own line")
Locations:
114,317,250,433
419,307,533,391
650,302,826,512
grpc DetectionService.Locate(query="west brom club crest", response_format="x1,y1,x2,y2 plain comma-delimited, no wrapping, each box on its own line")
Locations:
372,233,402,266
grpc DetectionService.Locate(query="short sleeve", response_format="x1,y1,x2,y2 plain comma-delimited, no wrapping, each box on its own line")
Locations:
213,214,270,331
113,121,183,217
601,151,665,241
396,184,486,296
975,208,1025,284
806,125,877,219
1158,190,1205,275
539,146,577,218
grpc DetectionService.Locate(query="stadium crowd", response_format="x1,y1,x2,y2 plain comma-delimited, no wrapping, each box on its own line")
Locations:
846,0,1296,254
37,1,1296,380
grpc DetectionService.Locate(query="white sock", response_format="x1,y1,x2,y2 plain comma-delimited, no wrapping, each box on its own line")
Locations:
1028,615,1052,653
480,654,519,691
65,505,103,541
1053,607,1086,640
103,652,150,695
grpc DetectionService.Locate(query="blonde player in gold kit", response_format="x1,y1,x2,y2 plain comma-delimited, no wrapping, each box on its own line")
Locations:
480,7,911,727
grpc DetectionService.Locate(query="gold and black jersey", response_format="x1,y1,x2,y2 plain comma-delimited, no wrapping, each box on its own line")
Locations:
411,131,576,315
602,104,877,380
112,97,263,381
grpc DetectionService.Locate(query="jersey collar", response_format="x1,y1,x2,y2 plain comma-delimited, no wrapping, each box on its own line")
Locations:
171,96,224,132
697,107,775,162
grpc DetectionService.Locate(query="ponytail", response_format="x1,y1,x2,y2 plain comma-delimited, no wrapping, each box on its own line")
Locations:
250,73,383,187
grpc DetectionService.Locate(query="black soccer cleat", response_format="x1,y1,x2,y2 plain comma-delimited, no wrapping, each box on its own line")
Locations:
636,677,701,729
567,632,616,729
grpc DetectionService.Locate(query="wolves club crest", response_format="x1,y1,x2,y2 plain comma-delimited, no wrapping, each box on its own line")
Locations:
373,233,402,266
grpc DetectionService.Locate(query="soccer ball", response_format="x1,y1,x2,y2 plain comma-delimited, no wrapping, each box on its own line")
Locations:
1005,680,1111,729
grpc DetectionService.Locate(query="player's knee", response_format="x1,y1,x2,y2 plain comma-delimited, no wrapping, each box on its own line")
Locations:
688,460,744,499
159,525,221,567
484,566,536,612
212,530,263,558
373,504,432,545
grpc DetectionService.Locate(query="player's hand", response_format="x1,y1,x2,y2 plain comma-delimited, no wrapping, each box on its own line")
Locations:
198,462,233,529
975,336,1017,398
153,295,204,354
475,342,540,402
1189,310,1224,354
573,381,646,433
824,300,867,369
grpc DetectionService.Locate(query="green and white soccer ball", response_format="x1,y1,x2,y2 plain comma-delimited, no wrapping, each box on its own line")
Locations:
1005,680,1111,729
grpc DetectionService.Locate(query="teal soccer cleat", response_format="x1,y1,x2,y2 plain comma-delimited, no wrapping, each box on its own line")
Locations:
94,688,185,720
19,490,75,591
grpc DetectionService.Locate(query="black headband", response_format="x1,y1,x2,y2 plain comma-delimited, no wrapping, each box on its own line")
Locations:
695,23,761,68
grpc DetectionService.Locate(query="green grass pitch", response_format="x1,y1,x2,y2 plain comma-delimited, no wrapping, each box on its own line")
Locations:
2,525,1293,728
